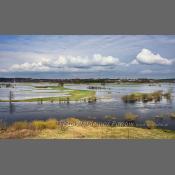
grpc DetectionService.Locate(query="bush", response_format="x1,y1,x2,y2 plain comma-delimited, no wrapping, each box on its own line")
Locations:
45,119,58,129
122,91,167,103
66,117,80,125
124,113,138,122
10,121,29,130
170,112,175,119
7,119,59,131
32,120,46,130
145,120,156,129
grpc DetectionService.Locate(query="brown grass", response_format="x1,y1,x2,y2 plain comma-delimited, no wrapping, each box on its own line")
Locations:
145,120,156,129
1,117,175,139
124,113,138,122
32,119,58,130
10,121,30,130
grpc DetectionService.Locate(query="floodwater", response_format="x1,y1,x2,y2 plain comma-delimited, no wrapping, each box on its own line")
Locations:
0,82,175,129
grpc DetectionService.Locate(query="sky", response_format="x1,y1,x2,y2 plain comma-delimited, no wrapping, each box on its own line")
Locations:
0,35,175,79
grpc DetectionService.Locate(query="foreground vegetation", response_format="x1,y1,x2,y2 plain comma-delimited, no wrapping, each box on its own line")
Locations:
122,91,171,103
1,117,175,139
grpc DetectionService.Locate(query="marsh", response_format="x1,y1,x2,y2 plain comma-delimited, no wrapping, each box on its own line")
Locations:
0,82,175,130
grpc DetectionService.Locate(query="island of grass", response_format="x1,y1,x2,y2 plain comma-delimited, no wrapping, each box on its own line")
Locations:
0,85,96,103
1,118,175,139
122,90,171,103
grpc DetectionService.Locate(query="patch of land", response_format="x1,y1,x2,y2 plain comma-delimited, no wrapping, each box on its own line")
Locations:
0,86,96,102
122,91,171,103
0,118,175,139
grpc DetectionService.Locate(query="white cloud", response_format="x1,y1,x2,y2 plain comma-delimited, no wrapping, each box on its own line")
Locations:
9,61,50,72
134,48,173,65
2,54,126,72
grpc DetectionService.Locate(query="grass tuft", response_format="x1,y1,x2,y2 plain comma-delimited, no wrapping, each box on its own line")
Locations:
145,120,156,129
45,119,58,129
32,120,46,130
124,113,138,122
10,121,30,130
65,117,81,125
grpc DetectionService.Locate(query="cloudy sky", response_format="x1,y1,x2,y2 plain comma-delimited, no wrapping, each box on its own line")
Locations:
0,35,175,79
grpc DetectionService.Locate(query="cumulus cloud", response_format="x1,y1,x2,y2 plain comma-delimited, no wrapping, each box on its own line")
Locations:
132,48,173,65
9,61,50,72
3,54,126,72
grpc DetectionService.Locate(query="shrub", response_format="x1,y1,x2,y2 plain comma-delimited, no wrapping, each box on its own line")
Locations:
10,121,29,130
145,120,156,129
170,112,175,119
32,120,46,130
124,113,138,122
66,117,80,125
45,119,58,129
122,91,167,103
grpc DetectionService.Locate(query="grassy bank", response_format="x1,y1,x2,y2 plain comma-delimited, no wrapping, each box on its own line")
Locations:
122,91,171,103
1,118,175,139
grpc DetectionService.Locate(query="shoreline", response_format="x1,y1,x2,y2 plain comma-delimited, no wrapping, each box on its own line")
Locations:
1,117,175,139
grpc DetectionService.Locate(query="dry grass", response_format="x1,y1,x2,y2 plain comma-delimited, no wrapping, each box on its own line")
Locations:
0,129,37,139
10,121,30,130
1,118,175,139
36,126,175,139
145,120,156,129
32,119,58,130
65,117,81,125
124,113,138,122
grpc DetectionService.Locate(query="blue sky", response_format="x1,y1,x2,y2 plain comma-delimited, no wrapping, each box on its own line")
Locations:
0,35,175,79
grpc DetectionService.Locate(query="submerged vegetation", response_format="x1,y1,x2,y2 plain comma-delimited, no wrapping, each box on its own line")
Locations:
0,85,96,103
122,91,171,103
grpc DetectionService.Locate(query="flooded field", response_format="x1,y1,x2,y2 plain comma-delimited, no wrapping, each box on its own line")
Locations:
0,82,175,129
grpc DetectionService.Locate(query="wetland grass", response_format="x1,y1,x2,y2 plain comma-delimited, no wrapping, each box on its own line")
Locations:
124,112,138,122
122,91,171,103
145,120,156,129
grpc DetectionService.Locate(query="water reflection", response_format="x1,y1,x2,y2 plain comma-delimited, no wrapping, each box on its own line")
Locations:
9,103,15,114
0,82,175,130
